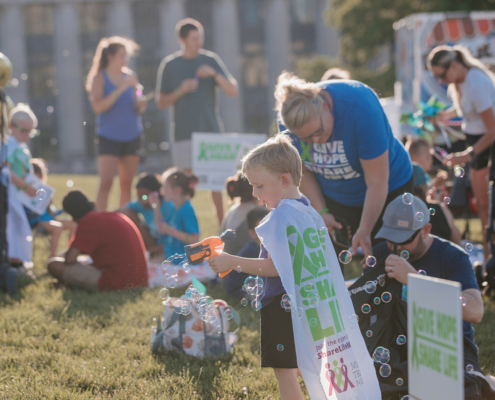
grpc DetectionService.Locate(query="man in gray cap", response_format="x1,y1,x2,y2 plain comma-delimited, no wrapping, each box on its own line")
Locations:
371,194,485,379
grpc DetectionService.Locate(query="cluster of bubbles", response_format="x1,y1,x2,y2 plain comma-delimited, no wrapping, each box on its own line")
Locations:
372,347,392,378
339,250,352,264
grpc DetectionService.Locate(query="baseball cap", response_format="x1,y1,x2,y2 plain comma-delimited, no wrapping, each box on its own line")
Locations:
375,194,430,243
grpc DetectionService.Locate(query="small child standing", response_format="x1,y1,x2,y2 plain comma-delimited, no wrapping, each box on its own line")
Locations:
28,159,77,257
150,167,200,264
225,207,269,299
208,135,305,400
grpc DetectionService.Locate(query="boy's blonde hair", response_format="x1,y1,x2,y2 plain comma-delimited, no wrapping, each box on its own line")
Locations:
9,103,38,128
241,134,302,186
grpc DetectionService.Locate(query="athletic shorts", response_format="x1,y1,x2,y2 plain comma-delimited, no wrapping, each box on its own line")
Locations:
98,135,142,157
465,134,495,170
62,262,102,292
260,293,298,368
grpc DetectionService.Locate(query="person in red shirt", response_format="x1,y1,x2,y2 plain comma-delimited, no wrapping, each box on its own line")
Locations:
47,190,148,291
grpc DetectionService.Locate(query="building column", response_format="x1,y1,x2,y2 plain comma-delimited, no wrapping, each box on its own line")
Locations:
53,3,86,168
264,0,292,123
315,0,340,58
212,0,243,133
108,0,134,39
0,4,29,104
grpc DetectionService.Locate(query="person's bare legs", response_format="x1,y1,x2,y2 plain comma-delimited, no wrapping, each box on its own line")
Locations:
60,219,78,242
38,221,64,258
96,155,119,211
273,369,304,400
118,155,140,208
470,167,490,259
211,191,224,226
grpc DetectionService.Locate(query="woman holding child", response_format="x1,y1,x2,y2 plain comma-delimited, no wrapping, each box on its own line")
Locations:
275,72,413,258
86,36,148,211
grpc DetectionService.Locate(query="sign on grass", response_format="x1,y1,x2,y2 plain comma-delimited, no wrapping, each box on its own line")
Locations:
407,274,463,400
192,132,267,191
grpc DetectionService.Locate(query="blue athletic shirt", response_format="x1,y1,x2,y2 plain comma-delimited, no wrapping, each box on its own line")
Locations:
279,80,412,207
125,199,175,244
96,70,142,142
372,236,480,355
258,197,309,308
165,200,200,264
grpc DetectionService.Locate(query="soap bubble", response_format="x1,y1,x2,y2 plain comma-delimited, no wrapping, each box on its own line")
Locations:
460,296,467,307
400,250,409,260
364,281,377,294
366,330,373,337
241,298,248,306
159,287,170,300
182,264,191,274
306,291,319,306
381,292,392,303
308,318,318,327
444,197,451,205
402,193,414,205
415,212,424,222
319,227,328,235
361,304,371,314
185,286,198,300
339,250,352,264
454,166,465,178
297,307,304,319
277,344,284,351
373,297,381,305
366,256,377,267
466,364,474,372
429,207,436,215
26,235,32,242
281,297,291,310
181,301,192,315
379,363,391,377
236,266,242,273
66,180,73,188
396,377,404,386
224,308,233,320
251,299,262,311
401,396,410,400
348,314,359,328
465,243,473,252
167,277,177,288
372,347,390,364
396,335,406,345
36,188,47,200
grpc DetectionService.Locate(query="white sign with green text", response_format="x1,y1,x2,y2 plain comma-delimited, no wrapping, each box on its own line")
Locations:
408,275,463,400
192,132,267,191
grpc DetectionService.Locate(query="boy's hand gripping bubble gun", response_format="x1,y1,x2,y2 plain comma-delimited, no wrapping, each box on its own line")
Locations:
184,229,236,277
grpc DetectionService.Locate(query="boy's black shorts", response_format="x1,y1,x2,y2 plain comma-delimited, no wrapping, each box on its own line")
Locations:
260,293,298,368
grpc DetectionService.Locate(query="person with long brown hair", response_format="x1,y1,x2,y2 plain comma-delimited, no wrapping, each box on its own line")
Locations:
86,36,147,211
428,45,495,258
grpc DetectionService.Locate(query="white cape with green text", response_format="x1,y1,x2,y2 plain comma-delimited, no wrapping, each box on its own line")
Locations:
256,197,381,400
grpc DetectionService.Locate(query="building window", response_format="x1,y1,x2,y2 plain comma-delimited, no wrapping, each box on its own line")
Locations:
24,4,58,160
290,0,317,62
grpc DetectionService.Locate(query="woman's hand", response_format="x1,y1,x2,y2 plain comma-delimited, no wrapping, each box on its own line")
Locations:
136,96,148,114
207,253,235,274
321,212,342,239
351,228,372,260
443,151,471,168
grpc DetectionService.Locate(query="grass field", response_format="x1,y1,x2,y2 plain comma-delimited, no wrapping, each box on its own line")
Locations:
1,174,494,399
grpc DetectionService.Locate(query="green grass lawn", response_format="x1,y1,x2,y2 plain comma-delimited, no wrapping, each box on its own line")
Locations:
1,174,494,399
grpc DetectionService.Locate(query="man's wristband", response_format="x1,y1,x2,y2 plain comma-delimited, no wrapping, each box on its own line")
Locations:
319,208,329,215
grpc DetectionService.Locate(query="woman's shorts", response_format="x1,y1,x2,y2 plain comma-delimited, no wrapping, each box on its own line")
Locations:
465,134,495,170
260,293,298,368
98,135,142,157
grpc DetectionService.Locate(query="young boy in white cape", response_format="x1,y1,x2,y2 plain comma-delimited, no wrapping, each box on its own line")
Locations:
208,134,380,400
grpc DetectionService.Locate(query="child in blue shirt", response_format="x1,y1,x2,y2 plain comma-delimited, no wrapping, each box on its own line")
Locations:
150,168,199,265
120,173,174,260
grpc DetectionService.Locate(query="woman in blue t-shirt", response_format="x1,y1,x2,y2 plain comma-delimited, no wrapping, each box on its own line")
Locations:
274,72,413,259
150,167,200,265
86,36,148,211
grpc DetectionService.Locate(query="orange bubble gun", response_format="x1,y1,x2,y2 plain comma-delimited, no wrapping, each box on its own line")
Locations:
185,229,236,277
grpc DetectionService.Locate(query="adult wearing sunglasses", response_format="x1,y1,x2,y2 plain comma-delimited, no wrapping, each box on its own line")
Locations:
371,195,486,392
428,45,495,260
274,72,413,260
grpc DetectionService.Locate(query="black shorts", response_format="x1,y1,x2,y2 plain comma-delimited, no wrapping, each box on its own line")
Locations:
465,134,494,170
260,293,298,368
98,135,142,157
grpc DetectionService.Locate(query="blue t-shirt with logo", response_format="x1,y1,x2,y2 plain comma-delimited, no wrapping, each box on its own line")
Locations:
279,80,412,207
126,200,175,244
165,200,200,264
372,236,480,355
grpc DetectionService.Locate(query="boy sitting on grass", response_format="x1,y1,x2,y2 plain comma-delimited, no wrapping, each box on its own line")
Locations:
208,134,306,400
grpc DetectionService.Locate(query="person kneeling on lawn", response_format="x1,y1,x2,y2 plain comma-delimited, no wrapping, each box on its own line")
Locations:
47,190,148,291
